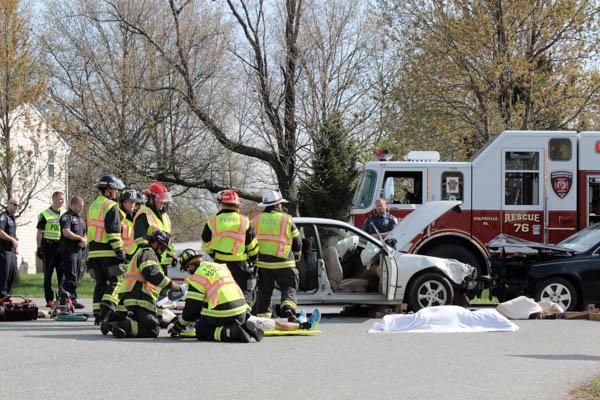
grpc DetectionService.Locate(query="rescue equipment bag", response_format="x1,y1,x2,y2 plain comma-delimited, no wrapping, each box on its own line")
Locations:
0,296,38,321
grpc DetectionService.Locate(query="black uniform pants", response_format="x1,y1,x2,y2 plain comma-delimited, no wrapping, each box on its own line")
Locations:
114,307,160,338
223,261,256,306
255,267,299,317
43,242,63,302
195,313,248,342
0,250,17,298
88,258,122,315
59,250,82,299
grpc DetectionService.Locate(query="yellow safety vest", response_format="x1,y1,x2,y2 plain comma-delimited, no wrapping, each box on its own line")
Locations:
87,196,118,243
120,247,169,313
119,209,135,256
40,208,64,241
132,205,172,256
186,261,250,318
205,212,249,261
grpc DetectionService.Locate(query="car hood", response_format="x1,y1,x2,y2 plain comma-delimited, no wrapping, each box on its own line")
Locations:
486,234,575,256
386,201,462,251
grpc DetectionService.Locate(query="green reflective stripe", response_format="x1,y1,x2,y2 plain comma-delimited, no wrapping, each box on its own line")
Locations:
116,304,127,312
214,326,223,341
102,293,119,305
131,320,138,337
281,299,296,310
123,299,157,314
88,249,116,259
138,260,157,270
201,304,249,318
177,315,188,325
291,228,300,237
92,302,101,311
135,237,147,245
187,291,205,302
213,253,248,261
43,232,61,240
157,276,170,289
256,312,272,318
256,260,296,269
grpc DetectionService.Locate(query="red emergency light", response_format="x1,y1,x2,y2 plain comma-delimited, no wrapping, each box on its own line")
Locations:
596,141,600,153
374,149,393,161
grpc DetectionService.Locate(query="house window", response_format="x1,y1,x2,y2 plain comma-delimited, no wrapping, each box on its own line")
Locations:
549,138,572,161
504,151,540,205
48,150,55,178
441,171,463,201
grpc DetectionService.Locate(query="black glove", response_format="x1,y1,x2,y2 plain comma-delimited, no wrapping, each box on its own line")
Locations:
170,257,177,268
115,249,126,262
36,247,44,259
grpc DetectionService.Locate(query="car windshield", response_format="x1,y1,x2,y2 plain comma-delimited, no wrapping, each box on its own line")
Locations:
558,224,600,252
353,169,377,209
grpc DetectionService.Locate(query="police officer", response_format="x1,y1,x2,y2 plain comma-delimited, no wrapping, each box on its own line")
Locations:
36,191,65,307
133,182,174,274
168,249,262,343
254,190,302,320
362,198,397,240
58,196,86,309
87,174,126,324
0,199,19,299
201,189,259,305
119,189,144,260
107,231,181,339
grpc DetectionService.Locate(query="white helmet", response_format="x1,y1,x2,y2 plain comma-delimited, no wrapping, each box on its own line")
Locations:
258,190,288,208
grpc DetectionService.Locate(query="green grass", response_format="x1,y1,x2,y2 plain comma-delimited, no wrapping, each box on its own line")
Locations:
12,273,96,299
470,289,499,305
570,374,600,400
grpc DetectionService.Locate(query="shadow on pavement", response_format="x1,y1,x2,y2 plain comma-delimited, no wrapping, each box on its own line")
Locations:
22,333,255,344
510,354,600,361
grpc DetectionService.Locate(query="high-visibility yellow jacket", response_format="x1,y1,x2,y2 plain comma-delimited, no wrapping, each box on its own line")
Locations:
202,211,259,262
254,211,300,269
133,205,174,266
119,208,135,257
87,195,123,259
39,208,65,241
177,261,249,325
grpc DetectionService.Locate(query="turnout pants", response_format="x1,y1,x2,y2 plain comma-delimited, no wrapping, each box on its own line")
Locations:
59,249,82,300
43,242,63,303
255,267,299,318
114,307,160,338
88,258,123,317
0,250,17,298
224,261,256,306
195,313,249,342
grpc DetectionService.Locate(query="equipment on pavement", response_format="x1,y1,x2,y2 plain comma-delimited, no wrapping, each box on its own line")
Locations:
0,296,38,321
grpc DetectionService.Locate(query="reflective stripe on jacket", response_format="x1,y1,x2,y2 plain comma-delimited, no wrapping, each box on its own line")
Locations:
205,212,249,261
255,211,299,269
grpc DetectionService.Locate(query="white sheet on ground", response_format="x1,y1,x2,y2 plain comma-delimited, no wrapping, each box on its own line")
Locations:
369,305,518,333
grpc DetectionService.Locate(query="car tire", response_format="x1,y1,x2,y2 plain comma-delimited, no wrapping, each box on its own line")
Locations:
408,272,455,312
423,244,482,278
535,277,578,311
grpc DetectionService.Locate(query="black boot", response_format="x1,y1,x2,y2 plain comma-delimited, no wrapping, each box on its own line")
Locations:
111,321,131,339
100,320,113,336
220,320,251,343
242,320,264,342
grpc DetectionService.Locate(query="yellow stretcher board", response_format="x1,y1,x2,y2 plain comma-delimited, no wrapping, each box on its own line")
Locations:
178,330,321,338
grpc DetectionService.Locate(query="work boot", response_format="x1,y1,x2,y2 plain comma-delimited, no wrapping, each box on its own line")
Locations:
242,320,264,342
73,300,85,310
221,320,251,343
93,314,101,325
284,308,298,323
111,321,131,339
100,320,112,336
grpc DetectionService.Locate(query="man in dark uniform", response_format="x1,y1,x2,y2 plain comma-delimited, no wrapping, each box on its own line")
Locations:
59,196,86,309
362,198,397,240
36,191,65,307
0,198,19,299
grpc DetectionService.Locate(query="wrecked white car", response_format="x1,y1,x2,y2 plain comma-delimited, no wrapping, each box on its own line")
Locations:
292,201,480,311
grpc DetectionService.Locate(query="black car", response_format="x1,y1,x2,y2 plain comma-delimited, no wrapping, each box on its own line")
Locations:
487,224,600,311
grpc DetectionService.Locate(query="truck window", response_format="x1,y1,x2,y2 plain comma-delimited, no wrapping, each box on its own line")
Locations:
382,171,423,205
504,151,540,205
549,138,572,161
441,172,463,201
353,169,377,209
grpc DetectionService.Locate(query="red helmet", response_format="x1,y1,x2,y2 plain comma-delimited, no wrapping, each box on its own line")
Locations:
143,182,172,203
217,189,240,205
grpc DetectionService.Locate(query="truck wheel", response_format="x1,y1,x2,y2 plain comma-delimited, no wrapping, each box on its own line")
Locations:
535,277,578,311
424,244,482,277
408,272,454,312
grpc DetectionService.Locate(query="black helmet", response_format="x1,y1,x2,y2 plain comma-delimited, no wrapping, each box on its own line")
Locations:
95,174,126,190
178,249,201,271
119,189,144,203
148,230,170,250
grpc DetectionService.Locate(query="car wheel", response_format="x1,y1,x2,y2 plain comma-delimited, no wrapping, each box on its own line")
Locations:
408,272,455,312
535,277,578,311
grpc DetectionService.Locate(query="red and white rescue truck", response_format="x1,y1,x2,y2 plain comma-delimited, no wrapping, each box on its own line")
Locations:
351,130,600,275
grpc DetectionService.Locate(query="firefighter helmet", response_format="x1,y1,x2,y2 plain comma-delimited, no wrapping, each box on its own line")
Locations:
95,174,125,190
119,188,144,203
143,182,172,203
178,249,202,271
217,189,241,205
258,190,288,208
148,230,170,250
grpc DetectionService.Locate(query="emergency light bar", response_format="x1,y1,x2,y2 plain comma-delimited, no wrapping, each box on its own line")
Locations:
374,149,393,161
404,151,440,162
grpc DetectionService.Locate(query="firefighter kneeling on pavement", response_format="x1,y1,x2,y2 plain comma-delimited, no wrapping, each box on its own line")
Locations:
168,249,263,343
254,190,302,321
104,230,181,338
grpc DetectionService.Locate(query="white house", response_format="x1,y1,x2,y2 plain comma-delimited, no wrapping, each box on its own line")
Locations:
4,104,70,274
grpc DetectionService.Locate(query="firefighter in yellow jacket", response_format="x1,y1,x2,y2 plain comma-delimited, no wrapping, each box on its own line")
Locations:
118,189,144,261
201,189,259,305
87,174,126,324
254,190,302,321
168,249,262,343
108,230,181,338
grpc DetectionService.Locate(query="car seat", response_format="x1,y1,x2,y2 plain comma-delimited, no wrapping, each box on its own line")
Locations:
323,237,368,292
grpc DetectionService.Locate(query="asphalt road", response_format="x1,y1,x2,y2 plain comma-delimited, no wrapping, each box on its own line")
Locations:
1,302,600,400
